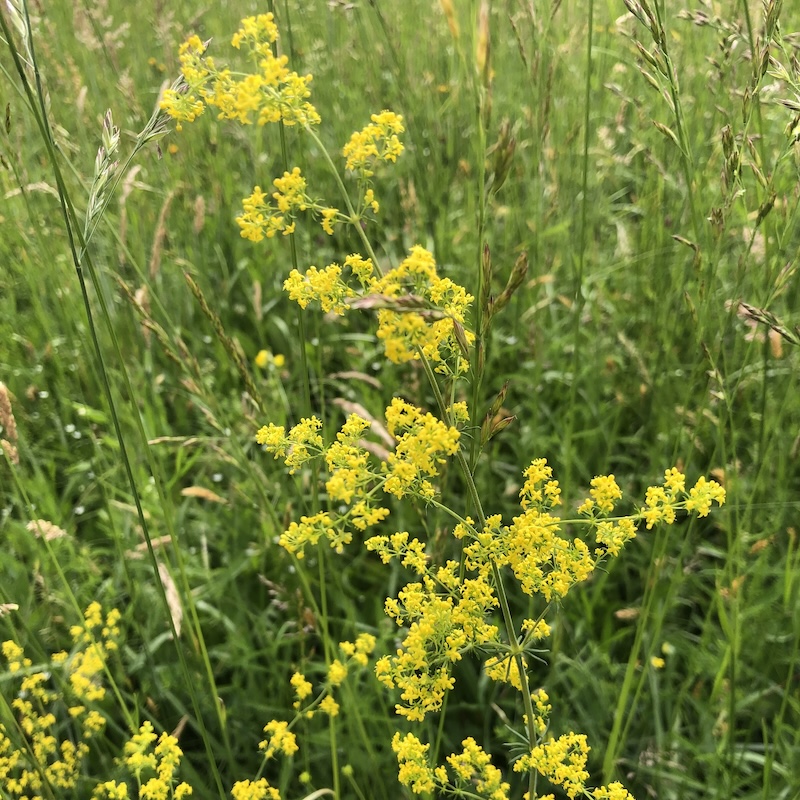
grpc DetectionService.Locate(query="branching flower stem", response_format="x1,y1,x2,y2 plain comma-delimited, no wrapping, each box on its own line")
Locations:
304,126,386,278
419,354,539,797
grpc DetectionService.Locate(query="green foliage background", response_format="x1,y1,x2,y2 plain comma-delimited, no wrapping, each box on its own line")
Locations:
1,0,799,798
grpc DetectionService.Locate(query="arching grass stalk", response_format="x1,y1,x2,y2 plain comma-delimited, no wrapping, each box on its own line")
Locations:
0,5,231,794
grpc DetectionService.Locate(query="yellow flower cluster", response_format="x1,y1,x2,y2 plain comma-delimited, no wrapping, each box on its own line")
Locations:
519,458,563,510
512,733,635,800
577,474,622,515
256,415,323,474
104,721,193,800
257,404,460,558
371,246,474,375
529,687,553,737
230,779,281,800
343,111,405,175
237,168,311,241
371,566,499,721
283,254,374,314
259,720,299,759
383,397,461,499
514,732,590,798
254,349,285,369
283,246,474,376
640,469,725,529
258,412,389,556
257,634,375,771
454,462,594,602
371,460,726,741
484,651,528,691
392,732,435,794
164,17,395,239
392,733,509,799
443,737,510,800
340,111,405,212
160,15,320,131
0,603,119,799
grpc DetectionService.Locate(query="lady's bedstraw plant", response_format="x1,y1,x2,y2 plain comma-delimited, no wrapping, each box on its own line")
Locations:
162,14,726,800
0,603,119,796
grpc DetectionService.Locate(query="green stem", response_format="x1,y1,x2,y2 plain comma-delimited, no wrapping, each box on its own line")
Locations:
304,127,385,278
563,0,595,502
419,354,538,797
468,90,488,474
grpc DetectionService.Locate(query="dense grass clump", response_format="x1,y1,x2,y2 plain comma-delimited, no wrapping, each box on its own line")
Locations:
1,1,799,798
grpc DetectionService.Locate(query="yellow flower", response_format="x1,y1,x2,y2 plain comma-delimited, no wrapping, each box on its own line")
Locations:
260,720,298,758
255,350,285,369
327,659,348,686
231,778,281,800
343,110,405,174
321,207,338,235
290,672,313,701
319,695,340,717
588,474,622,513
685,475,726,517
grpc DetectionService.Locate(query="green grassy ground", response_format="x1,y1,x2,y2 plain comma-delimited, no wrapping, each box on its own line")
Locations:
1,1,799,798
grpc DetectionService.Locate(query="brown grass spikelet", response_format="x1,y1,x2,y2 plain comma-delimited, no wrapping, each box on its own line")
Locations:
439,0,460,40
125,535,171,560
0,383,17,442
193,194,206,235
158,562,183,638
180,486,228,504
26,519,68,541
149,187,179,279
0,382,19,465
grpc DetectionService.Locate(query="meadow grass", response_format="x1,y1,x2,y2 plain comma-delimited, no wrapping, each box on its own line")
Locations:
1,1,799,798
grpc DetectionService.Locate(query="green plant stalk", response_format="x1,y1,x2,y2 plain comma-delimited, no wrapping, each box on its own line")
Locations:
304,127,385,278
329,714,341,800
0,6,231,793
419,354,538,798
468,69,489,473
563,0,595,501
601,518,680,781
